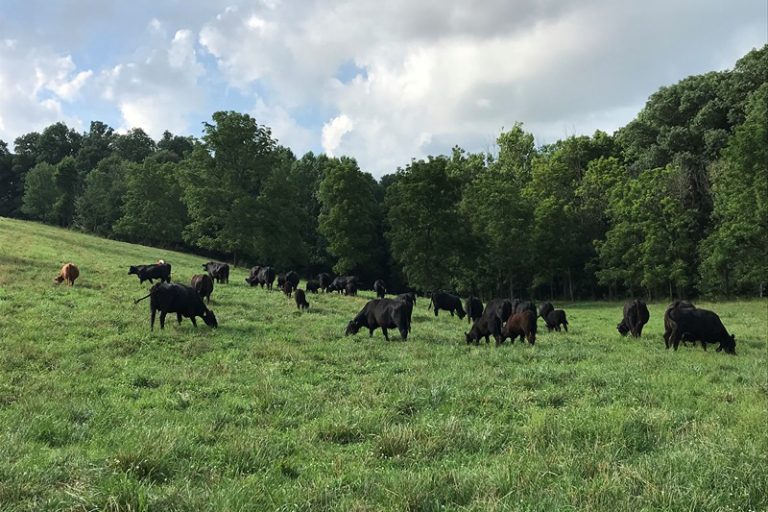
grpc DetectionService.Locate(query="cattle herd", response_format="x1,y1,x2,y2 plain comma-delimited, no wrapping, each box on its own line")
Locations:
51,260,738,354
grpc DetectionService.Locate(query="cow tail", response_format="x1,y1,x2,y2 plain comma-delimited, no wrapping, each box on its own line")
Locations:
134,293,152,304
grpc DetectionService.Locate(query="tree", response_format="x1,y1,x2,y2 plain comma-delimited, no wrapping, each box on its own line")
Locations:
384,156,464,291
0,140,24,217
21,162,58,223
289,152,333,273
36,122,81,164
114,156,188,246
157,130,195,160
52,156,79,226
699,83,768,295
74,155,128,237
113,128,156,162
318,157,384,279
75,121,116,176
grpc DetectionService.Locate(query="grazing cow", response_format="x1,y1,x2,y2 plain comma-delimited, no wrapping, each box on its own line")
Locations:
285,271,300,289
54,262,79,286
663,301,696,347
191,274,214,304
465,296,484,324
135,283,217,330
345,298,410,341
295,288,310,310
245,266,262,286
344,281,358,296
373,279,386,299
277,273,286,290
665,303,736,354
465,316,495,345
395,293,415,332
283,280,294,298
618,299,650,337
318,273,333,292
538,302,554,319
428,291,466,319
500,310,537,345
202,262,229,284
544,309,568,332
329,275,356,294
129,263,172,284
305,280,321,294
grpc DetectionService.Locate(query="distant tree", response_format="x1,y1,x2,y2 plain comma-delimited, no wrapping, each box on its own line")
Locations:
157,130,195,160
318,156,384,279
289,152,332,273
699,83,768,295
113,128,156,162
0,140,24,217
74,155,128,236
36,122,81,164
75,121,116,175
385,156,464,291
52,156,79,226
21,162,58,223
114,156,188,246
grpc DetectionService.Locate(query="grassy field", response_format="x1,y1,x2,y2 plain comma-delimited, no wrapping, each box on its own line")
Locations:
0,217,766,511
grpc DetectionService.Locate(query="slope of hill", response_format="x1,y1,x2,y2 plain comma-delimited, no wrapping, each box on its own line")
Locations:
0,217,765,511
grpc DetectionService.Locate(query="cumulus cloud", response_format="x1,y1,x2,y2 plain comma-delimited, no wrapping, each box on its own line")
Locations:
321,114,354,157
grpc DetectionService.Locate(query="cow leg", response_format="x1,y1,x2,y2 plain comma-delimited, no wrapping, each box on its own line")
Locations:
669,326,680,350
449,310,454,317
177,313,183,325
190,317,198,328
150,308,156,331
382,327,389,341
369,328,374,337
434,308,439,317
160,311,167,329
484,335,489,345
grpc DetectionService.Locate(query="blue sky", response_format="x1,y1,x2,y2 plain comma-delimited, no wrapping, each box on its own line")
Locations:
0,0,764,176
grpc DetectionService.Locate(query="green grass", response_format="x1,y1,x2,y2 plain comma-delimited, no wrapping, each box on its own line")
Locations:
0,217,766,511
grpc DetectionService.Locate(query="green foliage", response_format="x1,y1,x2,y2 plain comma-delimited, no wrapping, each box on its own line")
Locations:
21,162,59,223
113,127,157,163
113,157,189,246
385,156,464,291
157,130,195,160
52,156,79,226
74,155,128,237
699,83,768,295
0,140,23,217
318,156,384,277
74,121,116,175
36,122,82,165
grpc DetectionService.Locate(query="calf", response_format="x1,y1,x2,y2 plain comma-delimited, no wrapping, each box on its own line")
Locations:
295,288,310,310
54,262,79,286
373,279,386,299
345,298,410,341
618,299,650,337
283,280,294,298
135,283,217,330
318,273,333,292
544,309,568,332
191,274,214,304
665,303,736,354
305,280,321,294
285,271,300,289
500,310,537,345
202,261,229,284
277,273,286,290
428,291,466,319
465,296,483,324
129,263,171,284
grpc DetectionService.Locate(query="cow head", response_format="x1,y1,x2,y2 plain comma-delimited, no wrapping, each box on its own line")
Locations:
345,319,361,336
616,321,630,336
53,275,64,285
128,266,138,275
464,331,474,344
717,334,736,355
202,309,218,328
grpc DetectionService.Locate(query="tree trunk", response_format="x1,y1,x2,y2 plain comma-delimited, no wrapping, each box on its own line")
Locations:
567,270,574,302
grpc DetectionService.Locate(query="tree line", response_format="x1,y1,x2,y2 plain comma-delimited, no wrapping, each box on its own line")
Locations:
1,46,765,299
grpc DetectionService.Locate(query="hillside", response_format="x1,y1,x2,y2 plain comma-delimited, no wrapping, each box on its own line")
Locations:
0,217,766,511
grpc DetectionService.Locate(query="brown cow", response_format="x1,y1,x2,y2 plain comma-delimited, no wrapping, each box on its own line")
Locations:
54,263,79,286
500,310,537,345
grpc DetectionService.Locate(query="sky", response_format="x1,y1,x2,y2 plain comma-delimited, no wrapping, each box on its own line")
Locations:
0,1,764,176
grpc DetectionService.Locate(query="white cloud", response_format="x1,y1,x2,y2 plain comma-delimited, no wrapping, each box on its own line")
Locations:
322,114,354,157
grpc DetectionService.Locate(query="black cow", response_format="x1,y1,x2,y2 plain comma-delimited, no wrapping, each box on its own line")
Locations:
618,299,650,337
135,283,217,330
465,296,483,324
544,309,568,332
511,299,536,315
202,262,229,284
305,280,321,293
538,302,554,319
665,303,736,354
128,263,172,284
469,299,512,345
373,279,386,299
277,273,286,289
317,273,332,292
285,271,300,289
246,266,276,290
329,275,356,294
283,280,294,298
191,274,214,304
663,301,696,347
344,281,358,296
428,291,466,319
395,293,415,332
345,298,410,341
295,288,309,310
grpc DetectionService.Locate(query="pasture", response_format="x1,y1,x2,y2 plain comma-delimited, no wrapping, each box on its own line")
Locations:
0,217,766,511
